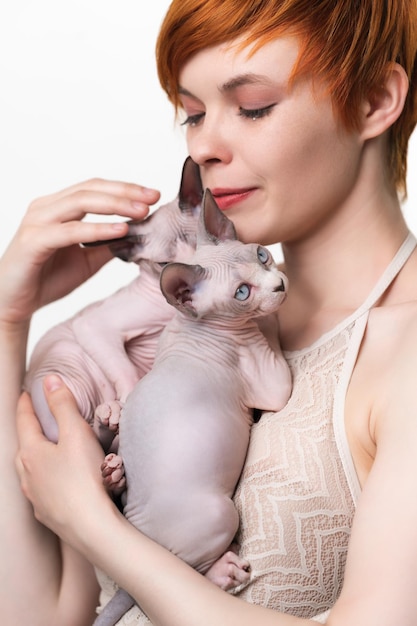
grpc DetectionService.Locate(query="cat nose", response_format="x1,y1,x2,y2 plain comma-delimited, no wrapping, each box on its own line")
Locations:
273,278,286,293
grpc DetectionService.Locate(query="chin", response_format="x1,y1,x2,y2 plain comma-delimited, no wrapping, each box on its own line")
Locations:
237,228,278,247
232,214,278,246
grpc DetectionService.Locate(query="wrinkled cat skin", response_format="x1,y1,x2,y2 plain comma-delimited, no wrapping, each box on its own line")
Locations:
95,190,292,625
24,157,203,445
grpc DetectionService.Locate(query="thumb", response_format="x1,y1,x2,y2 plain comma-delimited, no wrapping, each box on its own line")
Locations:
42,374,89,439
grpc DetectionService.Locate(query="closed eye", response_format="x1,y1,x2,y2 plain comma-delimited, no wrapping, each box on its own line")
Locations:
235,284,251,301
239,104,276,120
181,112,205,127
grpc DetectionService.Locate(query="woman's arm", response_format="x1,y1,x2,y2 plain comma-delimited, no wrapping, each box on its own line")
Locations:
327,315,417,626
9,184,417,626
15,347,417,626
15,378,314,626
0,177,159,625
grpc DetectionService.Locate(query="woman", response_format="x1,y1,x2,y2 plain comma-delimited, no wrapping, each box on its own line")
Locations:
2,0,417,624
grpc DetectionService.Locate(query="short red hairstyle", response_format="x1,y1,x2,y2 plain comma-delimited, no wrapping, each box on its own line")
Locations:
156,0,417,196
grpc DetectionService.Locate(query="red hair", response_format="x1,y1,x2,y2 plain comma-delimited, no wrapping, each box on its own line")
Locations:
156,0,417,196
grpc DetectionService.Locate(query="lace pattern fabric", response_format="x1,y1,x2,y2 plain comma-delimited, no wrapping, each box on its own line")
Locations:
231,324,358,618
95,234,416,624
95,325,359,624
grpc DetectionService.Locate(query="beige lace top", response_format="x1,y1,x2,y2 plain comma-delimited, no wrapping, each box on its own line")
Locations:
95,234,416,625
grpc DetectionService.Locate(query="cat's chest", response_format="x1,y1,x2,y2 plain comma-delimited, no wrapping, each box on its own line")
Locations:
158,320,253,361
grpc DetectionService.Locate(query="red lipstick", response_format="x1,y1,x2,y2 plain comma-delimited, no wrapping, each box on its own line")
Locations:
211,188,256,211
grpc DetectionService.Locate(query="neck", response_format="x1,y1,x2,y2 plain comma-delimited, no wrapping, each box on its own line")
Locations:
279,184,409,350
175,313,258,335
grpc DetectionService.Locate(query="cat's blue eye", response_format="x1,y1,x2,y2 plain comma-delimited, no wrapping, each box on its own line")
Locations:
235,284,251,301
257,246,269,264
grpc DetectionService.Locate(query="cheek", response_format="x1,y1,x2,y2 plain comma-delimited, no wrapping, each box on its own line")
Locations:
261,113,362,211
233,130,362,245
267,111,349,174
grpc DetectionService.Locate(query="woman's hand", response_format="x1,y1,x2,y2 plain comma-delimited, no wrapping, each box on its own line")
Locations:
15,375,114,544
0,178,160,326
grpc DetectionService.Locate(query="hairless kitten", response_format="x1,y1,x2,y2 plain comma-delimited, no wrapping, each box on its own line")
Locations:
24,157,203,450
94,189,292,625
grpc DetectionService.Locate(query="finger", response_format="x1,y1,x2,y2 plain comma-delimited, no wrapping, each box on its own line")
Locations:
81,220,148,248
33,220,132,252
28,192,148,226
13,222,128,274
37,178,160,206
42,375,91,439
28,181,160,224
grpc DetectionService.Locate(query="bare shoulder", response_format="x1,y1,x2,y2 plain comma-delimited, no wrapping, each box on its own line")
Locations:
367,298,417,380
346,297,417,484
334,298,417,623
369,299,417,429
362,296,417,419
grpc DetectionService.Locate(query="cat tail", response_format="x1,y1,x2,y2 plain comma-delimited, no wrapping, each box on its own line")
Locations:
93,588,136,626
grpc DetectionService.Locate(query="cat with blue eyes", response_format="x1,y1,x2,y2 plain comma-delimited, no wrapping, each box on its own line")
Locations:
95,188,291,626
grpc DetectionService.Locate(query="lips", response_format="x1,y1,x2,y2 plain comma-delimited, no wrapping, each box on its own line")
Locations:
211,188,256,211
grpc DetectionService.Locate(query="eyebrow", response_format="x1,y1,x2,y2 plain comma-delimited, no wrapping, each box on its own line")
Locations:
178,73,276,99
221,73,275,92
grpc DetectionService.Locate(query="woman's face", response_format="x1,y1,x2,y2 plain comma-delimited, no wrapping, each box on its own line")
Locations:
178,36,364,246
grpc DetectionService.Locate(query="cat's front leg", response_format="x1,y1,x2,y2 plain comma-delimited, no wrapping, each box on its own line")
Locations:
204,544,251,591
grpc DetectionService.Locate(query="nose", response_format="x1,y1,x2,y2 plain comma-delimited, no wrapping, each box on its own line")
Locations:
186,114,233,166
273,278,286,293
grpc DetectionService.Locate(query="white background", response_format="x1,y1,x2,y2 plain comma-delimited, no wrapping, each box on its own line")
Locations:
0,1,416,357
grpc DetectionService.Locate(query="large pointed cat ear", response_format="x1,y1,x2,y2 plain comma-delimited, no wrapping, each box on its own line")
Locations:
160,262,207,317
178,156,203,212
198,188,237,245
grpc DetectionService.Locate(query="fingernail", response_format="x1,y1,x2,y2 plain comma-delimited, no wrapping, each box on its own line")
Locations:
111,222,128,232
44,374,63,392
141,186,158,196
131,201,148,214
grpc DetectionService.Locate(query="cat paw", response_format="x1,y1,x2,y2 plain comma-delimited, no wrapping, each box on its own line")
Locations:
204,544,251,590
101,453,126,495
94,400,123,432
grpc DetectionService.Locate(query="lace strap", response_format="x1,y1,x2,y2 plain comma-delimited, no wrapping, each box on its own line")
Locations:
354,233,416,316
333,232,416,504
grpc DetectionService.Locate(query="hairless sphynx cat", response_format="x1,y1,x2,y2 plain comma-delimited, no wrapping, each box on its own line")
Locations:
24,157,203,451
93,189,292,625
